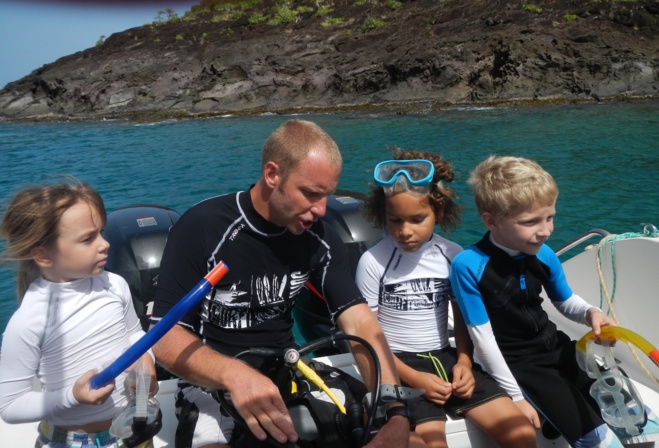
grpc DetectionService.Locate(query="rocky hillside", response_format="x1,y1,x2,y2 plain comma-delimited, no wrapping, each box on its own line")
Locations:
0,0,657,120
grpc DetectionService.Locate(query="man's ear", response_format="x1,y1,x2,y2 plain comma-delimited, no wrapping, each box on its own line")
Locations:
482,212,498,232
31,246,53,268
263,161,281,189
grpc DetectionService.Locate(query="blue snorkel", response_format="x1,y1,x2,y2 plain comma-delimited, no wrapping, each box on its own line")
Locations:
90,261,230,390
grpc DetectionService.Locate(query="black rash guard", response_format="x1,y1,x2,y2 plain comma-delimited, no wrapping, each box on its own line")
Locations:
151,189,365,360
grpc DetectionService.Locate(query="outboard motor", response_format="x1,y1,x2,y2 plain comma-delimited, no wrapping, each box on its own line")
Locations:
103,205,180,332
293,191,385,348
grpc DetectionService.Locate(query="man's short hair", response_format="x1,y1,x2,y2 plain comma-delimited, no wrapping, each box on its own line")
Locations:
468,155,558,221
261,120,342,181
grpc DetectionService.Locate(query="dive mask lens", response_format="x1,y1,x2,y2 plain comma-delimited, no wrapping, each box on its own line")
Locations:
582,337,645,435
373,160,435,196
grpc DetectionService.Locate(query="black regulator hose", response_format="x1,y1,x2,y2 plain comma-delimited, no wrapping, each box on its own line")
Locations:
297,333,381,448
222,333,381,448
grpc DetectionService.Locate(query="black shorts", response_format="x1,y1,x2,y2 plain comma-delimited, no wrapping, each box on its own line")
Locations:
506,332,603,444
396,347,509,425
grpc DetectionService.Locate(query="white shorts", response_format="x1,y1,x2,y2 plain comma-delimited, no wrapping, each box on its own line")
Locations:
175,383,235,448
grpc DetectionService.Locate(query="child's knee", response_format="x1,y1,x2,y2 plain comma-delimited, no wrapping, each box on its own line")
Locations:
496,422,537,448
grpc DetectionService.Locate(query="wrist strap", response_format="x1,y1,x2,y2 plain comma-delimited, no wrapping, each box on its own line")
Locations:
379,384,424,403
385,405,416,431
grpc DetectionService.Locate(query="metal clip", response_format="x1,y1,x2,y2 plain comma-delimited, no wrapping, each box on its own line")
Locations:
641,223,658,237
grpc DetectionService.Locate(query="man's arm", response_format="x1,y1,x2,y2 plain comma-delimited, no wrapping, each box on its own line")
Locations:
336,303,410,448
152,325,298,444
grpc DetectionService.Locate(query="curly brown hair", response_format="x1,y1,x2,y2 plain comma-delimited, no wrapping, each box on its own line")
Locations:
361,146,462,234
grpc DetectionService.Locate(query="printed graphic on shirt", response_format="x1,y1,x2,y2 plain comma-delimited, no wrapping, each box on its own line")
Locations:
381,278,452,311
201,271,309,328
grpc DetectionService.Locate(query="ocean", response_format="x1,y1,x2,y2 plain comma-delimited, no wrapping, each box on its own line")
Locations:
1,101,658,339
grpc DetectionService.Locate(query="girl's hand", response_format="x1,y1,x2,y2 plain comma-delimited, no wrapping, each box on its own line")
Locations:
415,370,452,405
73,369,115,405
124,354,160,398
451,363,475,399
143,353,159,397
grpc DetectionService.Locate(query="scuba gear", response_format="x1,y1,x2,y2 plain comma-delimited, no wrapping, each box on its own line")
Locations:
576,326,659,437
216,333,376,448
214,333,423,447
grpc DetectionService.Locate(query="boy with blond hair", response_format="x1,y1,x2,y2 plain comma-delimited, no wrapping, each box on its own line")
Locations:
450,155,630,447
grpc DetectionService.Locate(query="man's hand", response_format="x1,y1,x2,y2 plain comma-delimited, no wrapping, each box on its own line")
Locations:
227,365,298,445
152,325,298,444
365,413,410,448
515,399,541,429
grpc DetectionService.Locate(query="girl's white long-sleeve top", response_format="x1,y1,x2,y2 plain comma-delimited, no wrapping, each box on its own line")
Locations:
0,272,148,425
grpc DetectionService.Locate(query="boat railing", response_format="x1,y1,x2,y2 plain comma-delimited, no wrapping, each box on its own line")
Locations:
555,228,611,257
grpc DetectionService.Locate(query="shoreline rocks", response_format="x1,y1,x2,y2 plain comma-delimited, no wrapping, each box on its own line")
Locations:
1,0,657,121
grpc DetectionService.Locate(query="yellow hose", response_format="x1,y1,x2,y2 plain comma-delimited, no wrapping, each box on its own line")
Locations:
295,360,347,414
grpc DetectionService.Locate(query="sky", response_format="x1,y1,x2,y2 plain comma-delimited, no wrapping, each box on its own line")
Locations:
0,1,199,89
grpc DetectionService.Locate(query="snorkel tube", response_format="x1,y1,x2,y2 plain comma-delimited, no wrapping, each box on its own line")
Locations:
90,261,230,390
576,326,659,436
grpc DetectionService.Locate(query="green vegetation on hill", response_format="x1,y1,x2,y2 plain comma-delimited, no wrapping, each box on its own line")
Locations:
128,0,633,45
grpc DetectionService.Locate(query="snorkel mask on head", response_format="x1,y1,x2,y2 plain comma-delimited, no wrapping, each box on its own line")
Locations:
576,326,659,436
373,159,435,197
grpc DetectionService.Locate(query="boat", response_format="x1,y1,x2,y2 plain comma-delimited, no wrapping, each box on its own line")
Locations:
1,191,658,447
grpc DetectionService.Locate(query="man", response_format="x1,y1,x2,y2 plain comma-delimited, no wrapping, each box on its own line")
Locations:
151,120,411,448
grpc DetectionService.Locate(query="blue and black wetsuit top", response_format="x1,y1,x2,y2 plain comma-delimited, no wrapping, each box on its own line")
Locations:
454,232,573,357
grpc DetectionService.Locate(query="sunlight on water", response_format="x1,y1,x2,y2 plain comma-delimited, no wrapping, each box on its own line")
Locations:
1,102,658,337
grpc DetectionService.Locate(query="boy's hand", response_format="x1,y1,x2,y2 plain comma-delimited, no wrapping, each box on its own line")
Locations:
586,308,617,337
451,363,475,399
515,399,541,429
73,369,115,405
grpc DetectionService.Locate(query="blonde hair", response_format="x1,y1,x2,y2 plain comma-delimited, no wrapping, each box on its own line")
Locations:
362,147,462,234
468,155,558,221
0,178,106,301
261,119,342,182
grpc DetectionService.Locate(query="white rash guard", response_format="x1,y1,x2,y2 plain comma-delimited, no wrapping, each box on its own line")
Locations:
0,272,149,425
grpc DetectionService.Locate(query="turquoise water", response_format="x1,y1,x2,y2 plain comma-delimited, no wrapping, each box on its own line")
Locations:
1,102,658,337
